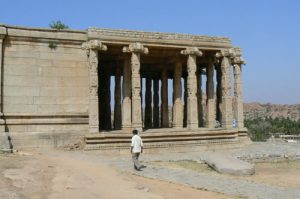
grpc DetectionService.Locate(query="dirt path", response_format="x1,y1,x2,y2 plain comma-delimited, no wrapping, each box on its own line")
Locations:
0,151,231,199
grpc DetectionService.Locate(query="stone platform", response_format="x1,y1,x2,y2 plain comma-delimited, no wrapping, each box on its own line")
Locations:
84,128,248,152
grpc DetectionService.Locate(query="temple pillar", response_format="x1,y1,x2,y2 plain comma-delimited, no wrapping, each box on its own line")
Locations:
206,59,216,128
172,60,183,128
153,78,160,128
181,47,202,129
216,49,234,128
183,76,187,127
232,48,246,129
103,72,111,130
145,78,152,129
82,40,107,133
197,68,204,127
216,64,222,124
114,67,122,130
122,56,132,130
123,43,148,130
161,68,169,128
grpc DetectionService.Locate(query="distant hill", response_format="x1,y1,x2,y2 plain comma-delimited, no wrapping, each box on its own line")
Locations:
244,103,300,121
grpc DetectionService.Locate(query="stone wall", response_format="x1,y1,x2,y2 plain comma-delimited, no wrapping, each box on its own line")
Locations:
0,25,89,148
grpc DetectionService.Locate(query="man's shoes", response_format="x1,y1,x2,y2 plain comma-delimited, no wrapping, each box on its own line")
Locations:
140,165,147,169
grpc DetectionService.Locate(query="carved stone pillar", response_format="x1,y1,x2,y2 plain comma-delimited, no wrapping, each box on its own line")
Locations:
181,47,203,129
82,40,107,133
172,60,183,128
206,60,216,128
153,78,160,128
183,76,187,127
122,56,132,130
161,68,169,128
232,48,246,129
197,68,204,127
114,67,122,130
123,43,148,130
145,78,152,129
216,64,222,124
216,49,234,128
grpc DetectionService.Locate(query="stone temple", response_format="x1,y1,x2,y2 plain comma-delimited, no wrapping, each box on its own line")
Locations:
0,24,250,151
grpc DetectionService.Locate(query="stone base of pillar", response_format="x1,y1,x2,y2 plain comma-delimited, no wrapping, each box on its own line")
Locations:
187,97,198,129
172,102,183,129
121,99,132,131
187,123,198,129
121,126,133,132
206,99,215,128
222,122,232,129
132,126,142,131
221,97,233,129
89,126,99,133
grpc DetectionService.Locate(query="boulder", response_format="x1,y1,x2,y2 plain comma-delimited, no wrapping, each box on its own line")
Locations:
204,152,255,175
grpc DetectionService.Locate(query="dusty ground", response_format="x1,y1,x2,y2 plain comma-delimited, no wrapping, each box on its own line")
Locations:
1,148,300,199
0,151,232,199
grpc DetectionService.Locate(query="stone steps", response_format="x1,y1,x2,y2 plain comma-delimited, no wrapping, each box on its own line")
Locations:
84,128,241,151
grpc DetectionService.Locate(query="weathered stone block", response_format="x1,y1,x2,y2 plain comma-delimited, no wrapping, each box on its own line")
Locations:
40,66,88,77
36,104,88,113
4,96,34,105
4,104,37,113
39,76,88,87
33,96,88,105
4,75,41,86
4,64,39,76
4,57,37,65
204,152,255,175
39,86,88,97
4,86,40,97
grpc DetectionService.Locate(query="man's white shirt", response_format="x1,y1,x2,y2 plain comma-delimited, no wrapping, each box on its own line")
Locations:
131,134,143,153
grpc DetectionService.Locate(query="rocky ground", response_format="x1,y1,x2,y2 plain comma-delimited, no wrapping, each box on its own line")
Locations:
1,142,300,199
243,102,300,120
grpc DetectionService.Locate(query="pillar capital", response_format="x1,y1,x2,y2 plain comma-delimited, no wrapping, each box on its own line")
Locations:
215,48,235,58
231,47,246,65
122,42,149,54
181,47,203,56
82,40,108,55
232,56,246,65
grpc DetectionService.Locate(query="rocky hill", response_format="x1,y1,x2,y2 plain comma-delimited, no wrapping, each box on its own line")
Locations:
244,103,300,121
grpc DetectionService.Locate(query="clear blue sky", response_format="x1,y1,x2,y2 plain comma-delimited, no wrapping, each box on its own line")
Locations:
1,0,299,104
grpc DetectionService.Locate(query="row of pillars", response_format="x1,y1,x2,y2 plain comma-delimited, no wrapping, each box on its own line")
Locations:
82,40,245,133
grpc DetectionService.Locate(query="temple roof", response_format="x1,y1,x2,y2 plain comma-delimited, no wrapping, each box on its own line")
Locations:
88,27,232,49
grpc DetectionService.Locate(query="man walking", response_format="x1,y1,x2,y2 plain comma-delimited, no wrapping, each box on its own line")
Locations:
130,129,144,171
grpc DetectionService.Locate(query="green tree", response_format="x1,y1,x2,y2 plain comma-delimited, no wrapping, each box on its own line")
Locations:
49,20,69,30
245,117,300,141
